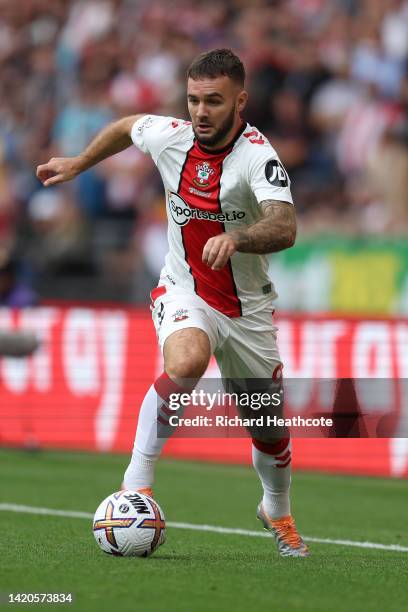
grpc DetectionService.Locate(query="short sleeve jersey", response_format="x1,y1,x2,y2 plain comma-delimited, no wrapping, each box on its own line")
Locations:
131,115,293,317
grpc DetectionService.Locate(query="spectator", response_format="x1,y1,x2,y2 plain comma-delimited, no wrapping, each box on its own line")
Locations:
0,0,406,302
0,247,37,307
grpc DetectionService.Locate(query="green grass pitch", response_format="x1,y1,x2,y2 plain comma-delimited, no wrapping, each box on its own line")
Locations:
0,448,407,612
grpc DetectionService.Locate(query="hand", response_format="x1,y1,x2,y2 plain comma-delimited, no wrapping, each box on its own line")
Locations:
36,157,82,187
202,233,237,270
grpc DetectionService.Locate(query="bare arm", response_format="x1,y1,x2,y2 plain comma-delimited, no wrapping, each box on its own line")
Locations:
202,200,296,270
36,114,145,187
230,200,296,254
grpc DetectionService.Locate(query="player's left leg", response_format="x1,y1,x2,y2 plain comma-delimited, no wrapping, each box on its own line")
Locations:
215,309,309,557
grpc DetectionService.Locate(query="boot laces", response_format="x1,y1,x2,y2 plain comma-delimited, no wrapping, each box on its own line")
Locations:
271,515,303,548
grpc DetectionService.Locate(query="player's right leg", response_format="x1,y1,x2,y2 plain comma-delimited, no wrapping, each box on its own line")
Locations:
123,288,217,495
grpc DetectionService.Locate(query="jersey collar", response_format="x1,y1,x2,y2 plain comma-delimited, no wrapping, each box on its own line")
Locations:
195,121,247,156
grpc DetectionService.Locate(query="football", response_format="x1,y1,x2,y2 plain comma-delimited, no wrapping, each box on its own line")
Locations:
93,490,166,557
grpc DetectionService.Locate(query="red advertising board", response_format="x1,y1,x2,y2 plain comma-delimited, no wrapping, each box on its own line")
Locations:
0,306,407,478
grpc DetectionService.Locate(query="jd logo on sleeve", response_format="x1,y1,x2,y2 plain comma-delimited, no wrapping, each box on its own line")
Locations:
265,160,289,187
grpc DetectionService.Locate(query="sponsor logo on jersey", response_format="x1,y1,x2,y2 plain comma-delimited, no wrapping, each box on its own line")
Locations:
189,186,212,198
265,159,289,187
193,161,214,187
136,116,154,133
168,192,245,226
172,308,189,322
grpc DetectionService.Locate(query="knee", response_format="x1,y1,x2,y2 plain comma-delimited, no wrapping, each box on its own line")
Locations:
165,351,209,379
164,328,211,381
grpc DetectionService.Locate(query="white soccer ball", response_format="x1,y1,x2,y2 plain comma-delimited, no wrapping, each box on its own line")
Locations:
93,490,166,557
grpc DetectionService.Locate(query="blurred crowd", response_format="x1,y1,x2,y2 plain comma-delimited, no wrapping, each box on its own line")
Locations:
0,0,407,303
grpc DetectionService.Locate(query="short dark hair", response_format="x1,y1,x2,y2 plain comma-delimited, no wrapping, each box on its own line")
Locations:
187,48,245,86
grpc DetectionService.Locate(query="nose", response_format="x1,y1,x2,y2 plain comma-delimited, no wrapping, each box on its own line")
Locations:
196,102,208,120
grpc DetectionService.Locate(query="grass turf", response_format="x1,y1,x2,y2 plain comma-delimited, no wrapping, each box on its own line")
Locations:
0,448,407,612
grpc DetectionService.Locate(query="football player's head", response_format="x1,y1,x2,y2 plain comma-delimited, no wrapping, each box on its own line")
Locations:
187,48,248,148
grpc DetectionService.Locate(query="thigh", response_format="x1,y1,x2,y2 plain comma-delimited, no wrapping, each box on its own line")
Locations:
163,327,211,380
216,309,282,379
151,286,219,354
216,310,286,442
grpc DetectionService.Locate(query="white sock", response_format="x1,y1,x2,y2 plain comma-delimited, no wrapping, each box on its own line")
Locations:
252,437,292,519
123,373,187,490
123,448,158,490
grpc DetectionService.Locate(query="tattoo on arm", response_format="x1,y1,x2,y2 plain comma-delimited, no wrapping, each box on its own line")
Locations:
229,200,297,254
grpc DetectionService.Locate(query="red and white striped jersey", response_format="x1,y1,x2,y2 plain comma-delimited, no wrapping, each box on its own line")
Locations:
131,115,293,318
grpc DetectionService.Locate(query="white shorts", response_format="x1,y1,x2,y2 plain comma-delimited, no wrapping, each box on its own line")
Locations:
151,284,282,379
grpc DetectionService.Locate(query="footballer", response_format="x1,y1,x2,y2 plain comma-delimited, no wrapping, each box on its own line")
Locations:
37,49,308,557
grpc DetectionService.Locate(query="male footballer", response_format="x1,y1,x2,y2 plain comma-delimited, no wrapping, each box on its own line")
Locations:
37,49,308,557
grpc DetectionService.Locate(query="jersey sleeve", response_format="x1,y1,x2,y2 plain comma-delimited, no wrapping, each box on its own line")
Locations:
247,143,294,205
131,115,179,163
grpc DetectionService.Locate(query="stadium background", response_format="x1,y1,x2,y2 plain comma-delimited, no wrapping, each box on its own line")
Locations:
1,0,408,477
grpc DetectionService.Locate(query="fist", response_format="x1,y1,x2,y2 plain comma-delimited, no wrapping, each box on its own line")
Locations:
36,157,80,187
202,233,237,270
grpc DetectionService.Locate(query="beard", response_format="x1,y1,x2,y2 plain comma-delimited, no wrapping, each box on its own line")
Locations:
193,106,236,148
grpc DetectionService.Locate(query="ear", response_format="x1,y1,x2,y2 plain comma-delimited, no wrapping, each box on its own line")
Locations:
236,89,248,114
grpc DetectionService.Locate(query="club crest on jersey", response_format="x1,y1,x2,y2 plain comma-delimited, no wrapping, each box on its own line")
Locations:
172,308,189,322
193,162,214,187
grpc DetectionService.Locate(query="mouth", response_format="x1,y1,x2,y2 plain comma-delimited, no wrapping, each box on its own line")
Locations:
197,124,212,132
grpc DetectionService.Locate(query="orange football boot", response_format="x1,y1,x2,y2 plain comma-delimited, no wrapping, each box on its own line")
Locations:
257,503,310,557
120,483,154,498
